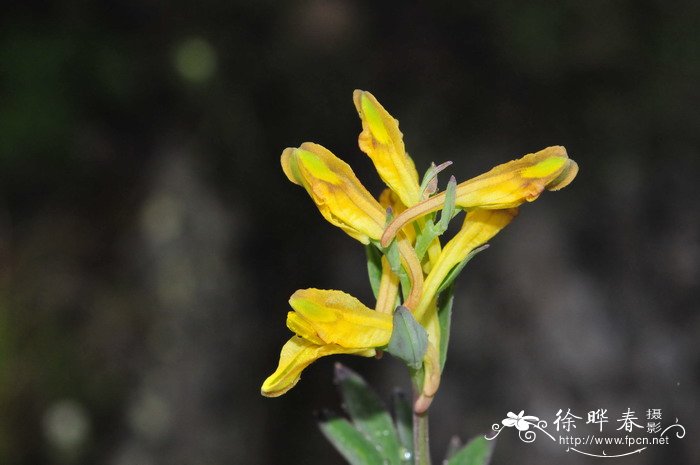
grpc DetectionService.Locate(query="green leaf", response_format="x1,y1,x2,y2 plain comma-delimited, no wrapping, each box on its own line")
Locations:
386,306,428,370
398,270,411,304
414,176,459,261
318,410,386,465
446,435,496,465
413,219,437,261
334,364,402,465
437,284,455,370
435,175,457,233
436,244,489,295
392,389,413,462
365,244,383,298
386,239,401,275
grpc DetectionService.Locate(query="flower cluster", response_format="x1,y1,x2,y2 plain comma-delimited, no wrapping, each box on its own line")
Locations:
261,91,577,412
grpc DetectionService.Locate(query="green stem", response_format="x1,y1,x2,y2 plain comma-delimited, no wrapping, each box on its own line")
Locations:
413,400,431,465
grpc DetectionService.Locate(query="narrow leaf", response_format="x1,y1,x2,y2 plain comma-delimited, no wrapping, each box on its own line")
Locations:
334,364,402,465
318,410,386,465
398,271,411,304
386,306,428,370
446,435,495,465
435,175,457,233
436,245,489,295
413,219,437,261
365,244,383,298
415,176,459,260
437,284,455,370
386,240,401,275
392,389,413,461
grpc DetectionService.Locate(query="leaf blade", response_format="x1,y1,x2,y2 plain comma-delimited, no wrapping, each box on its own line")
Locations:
446,435,496,465
392,388,413,461
437,284,455,370
365,244,383,298
334,364,402,465
318,411,386,465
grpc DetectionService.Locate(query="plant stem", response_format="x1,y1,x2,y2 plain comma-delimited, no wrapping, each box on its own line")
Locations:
410,368,431,465
413,408,431,465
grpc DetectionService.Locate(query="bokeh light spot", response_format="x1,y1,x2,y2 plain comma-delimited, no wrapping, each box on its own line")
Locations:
173,37,217,83
42,400,90,452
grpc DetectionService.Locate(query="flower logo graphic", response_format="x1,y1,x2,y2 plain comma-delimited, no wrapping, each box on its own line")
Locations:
502,411,540,431
486,410,555,443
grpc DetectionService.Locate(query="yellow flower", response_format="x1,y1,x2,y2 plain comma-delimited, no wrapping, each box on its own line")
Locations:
268,91,579,412
281,141,424,309
381,146,578,246
282,142,385,245
354,90,421,207
261,289,392,397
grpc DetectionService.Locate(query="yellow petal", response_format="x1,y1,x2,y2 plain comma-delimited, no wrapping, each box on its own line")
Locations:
456,146,577,207
375,256,399,315
281,142,386,244
378,187,406,215
354,90,421,207
290,289,393,348
261,336,373,397
381,146,577,246
546,157,579,191
286,311,325,345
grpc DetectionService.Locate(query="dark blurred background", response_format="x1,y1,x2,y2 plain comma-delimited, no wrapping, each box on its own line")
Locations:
1,1,698,464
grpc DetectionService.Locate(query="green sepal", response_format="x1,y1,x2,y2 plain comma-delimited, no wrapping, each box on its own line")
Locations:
436,244,489,295
445,435,495,465
391,389,414,462
365,244,383,299
334,364,402,465
387,306,428,370
318,409,386,465
437,284,455,370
